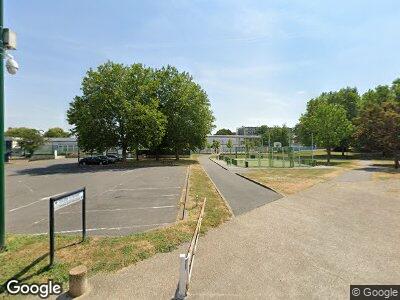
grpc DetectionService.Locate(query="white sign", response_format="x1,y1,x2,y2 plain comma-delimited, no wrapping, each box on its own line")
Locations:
54,191,84,211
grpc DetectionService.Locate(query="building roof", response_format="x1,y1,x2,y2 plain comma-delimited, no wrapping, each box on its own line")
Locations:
47,137,77,142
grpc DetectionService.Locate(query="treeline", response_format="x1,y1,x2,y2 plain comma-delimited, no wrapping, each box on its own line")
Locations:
295,78,400,168
67,62,215,160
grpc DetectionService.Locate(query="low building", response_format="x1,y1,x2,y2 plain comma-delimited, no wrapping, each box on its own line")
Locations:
46,137,78,154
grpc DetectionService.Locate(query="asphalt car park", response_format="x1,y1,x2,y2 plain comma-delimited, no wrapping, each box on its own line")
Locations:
6,158,187,236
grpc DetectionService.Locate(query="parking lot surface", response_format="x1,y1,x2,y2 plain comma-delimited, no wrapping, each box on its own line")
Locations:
6,159,187,236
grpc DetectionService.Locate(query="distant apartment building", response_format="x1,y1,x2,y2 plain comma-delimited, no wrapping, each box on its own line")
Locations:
236,126,260,136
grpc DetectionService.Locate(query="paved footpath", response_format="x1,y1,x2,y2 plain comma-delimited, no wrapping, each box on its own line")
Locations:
83,162,400,299
199,156,282,215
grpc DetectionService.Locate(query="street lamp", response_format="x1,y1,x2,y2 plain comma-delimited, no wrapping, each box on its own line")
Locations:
0,0,18,250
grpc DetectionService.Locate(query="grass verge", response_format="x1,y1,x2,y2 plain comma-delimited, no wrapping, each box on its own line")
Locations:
372,169,400,180
0,161,231,294
240,168,344,195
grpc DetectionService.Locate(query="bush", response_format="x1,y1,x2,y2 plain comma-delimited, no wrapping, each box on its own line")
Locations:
29,154,55,161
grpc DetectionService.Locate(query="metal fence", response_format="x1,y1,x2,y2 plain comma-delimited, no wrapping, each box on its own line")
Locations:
177,197,207,299
218,146,317,168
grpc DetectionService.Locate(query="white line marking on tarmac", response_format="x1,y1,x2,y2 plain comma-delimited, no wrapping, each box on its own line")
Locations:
58,205,176,214
9,197,49,212
106,187,181,192
33,218,46,225
9,191,65,212
33,222,171,235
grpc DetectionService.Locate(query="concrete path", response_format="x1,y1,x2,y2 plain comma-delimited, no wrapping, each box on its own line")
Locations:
187,165,400,299
83,163,400,299
198,156,282,215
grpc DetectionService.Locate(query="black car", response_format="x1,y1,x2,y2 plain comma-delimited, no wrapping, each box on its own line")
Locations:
79,156,109,165
106,154,121,163
98,155,115,164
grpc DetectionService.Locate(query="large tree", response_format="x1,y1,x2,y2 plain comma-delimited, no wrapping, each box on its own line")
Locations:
215,128,234,135
67,62,166,160
359,85,395,108
299,101,353,163
354,102,400,168
5,127,44,156
44,127,71,138
155,66,214,159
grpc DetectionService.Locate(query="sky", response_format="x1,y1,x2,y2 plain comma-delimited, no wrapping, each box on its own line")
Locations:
4,0,400,133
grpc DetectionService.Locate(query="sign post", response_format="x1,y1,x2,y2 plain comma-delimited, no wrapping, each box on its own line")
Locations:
49,187,86,266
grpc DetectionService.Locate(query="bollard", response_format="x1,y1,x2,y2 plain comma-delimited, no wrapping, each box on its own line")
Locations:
68,265,88,297
178,254,187,299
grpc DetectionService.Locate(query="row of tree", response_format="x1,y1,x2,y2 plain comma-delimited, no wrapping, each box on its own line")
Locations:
5,127,71,156
67,62,215,160
295,79,400,167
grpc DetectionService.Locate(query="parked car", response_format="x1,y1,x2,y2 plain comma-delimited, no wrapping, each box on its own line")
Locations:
97,155,116,164
79,156,110,165
106,154,121,163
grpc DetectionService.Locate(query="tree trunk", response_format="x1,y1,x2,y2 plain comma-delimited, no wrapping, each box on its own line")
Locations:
175,149,180,160
341,148,345,157
136,146,139,161
394,151,399,169
326,147,331,164
122,147,127,162
155,148,159,161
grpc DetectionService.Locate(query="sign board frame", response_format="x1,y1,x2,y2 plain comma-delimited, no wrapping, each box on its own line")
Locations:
49,187,86,266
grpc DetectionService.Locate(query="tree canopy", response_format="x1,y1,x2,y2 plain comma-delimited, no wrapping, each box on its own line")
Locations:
67,62,167,159
257,125,291,147
215,128,234,135
5,127,45,156
43,127,71,138
155,66,214,159
211,140,220,153
298,101,353,163
67,62,214,159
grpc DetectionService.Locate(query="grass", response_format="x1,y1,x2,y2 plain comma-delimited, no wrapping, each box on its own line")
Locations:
221,150,395,168
373,171,400,180
241,167,345,195
0,159,231,294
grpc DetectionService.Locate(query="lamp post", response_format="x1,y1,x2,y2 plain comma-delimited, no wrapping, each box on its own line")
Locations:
0,0,18,250
0,0,4,250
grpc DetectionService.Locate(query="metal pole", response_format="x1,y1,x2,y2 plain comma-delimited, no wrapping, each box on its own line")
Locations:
82,188,86,241
0,0,5,250
49,199,55,266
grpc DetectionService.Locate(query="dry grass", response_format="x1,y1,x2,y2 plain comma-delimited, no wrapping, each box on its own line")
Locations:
372,169,400,180
241,168,344,195
0,158,231,293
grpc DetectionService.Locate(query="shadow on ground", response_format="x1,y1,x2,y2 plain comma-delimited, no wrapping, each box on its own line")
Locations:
10,159,198,176
355,166,400,173
0,241,81,293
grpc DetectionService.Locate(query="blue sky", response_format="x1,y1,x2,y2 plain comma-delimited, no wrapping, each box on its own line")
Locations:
4,0,400,133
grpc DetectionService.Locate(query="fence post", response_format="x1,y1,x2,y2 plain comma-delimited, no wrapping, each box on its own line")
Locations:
49,199,55,266
178,254,187,298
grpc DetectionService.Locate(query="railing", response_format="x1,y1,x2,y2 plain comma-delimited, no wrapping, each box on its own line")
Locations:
177,197,207,299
